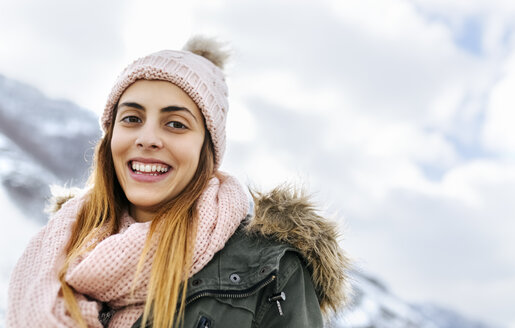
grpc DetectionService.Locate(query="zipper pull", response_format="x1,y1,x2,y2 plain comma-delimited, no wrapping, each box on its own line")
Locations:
268,292,286,316
197,316,212,328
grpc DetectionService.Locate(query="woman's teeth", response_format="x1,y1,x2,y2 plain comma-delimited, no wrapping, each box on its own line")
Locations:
131,161,169,175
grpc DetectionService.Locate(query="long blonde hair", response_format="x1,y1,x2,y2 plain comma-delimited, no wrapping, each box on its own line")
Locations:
58,106,215,328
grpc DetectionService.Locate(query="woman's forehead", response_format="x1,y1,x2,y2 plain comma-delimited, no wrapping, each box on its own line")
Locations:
117,80,203,119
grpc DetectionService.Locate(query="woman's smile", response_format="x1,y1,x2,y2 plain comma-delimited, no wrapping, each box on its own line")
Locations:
110,80,205,222
130,160,170,175
127,158,172,182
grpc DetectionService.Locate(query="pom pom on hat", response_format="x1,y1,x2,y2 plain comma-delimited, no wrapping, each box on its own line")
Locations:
183,35,230,70
101,36,230,168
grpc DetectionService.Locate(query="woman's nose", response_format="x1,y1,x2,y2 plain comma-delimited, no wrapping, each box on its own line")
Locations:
135,123,163,149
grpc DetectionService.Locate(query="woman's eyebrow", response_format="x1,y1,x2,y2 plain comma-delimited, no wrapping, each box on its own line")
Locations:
161,106,198,122
118,102,144,110
118,102,198,122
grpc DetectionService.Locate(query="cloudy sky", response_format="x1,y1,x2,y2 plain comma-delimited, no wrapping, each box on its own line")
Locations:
1,0,515,326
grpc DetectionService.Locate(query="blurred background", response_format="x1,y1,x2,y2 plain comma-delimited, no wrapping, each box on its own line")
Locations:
1,0,514,327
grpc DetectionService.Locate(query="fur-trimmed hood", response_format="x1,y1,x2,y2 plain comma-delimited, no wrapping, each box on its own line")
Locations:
45,185,86,214
248,185,350,315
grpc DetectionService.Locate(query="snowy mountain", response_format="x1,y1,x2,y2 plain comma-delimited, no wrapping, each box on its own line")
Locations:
0,74,497,328
331,270,495,328
0,74,100,222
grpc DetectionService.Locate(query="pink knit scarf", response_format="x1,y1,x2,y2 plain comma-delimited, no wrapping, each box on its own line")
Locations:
6,174,249,328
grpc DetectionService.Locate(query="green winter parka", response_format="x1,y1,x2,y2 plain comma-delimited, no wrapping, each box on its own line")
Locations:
131,187,350,328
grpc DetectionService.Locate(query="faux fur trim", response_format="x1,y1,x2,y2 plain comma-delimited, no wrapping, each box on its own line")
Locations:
44,185,82,214
248,185,350,315
183,35,230,69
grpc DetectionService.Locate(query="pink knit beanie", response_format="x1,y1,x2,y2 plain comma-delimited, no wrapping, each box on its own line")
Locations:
101,36,230,168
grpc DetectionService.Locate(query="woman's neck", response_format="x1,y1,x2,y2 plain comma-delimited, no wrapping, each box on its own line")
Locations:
129,205,156,222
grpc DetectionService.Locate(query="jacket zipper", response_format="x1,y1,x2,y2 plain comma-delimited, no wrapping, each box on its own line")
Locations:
186,274,276,305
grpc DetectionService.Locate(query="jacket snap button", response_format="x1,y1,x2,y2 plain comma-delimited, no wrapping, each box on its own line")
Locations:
229,273,241,283
191,279,202,286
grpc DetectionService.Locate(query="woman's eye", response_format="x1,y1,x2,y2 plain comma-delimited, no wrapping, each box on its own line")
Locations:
121,116,141,123
167,121,187,129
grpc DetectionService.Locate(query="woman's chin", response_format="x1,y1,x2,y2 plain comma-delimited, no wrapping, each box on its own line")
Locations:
125,190,176,209
127,197,167,217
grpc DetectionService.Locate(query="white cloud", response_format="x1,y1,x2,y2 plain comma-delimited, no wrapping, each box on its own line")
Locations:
439,159,515,206
340,159,515,326
232,70,341,115
225,98,256,142
482,52,515,155
121,0,197,56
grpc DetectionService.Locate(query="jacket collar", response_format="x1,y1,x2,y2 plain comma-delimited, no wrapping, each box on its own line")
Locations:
246,185,350,314
184,227,291,301
186,185,350,315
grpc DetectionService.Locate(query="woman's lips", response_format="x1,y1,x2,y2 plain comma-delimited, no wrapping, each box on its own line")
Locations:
127,161,172,183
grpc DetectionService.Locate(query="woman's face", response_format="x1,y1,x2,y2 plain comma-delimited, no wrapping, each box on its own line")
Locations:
111,80,205,222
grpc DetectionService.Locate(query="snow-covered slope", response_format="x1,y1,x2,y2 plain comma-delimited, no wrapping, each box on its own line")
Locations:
331,270,495,328
0,74,497,328
0,133,57,221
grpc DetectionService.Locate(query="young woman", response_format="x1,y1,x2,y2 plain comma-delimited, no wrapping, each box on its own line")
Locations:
7,36,349,328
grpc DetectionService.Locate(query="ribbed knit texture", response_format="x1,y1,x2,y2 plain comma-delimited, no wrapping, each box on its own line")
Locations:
101,49,229,168
6,174,248,328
